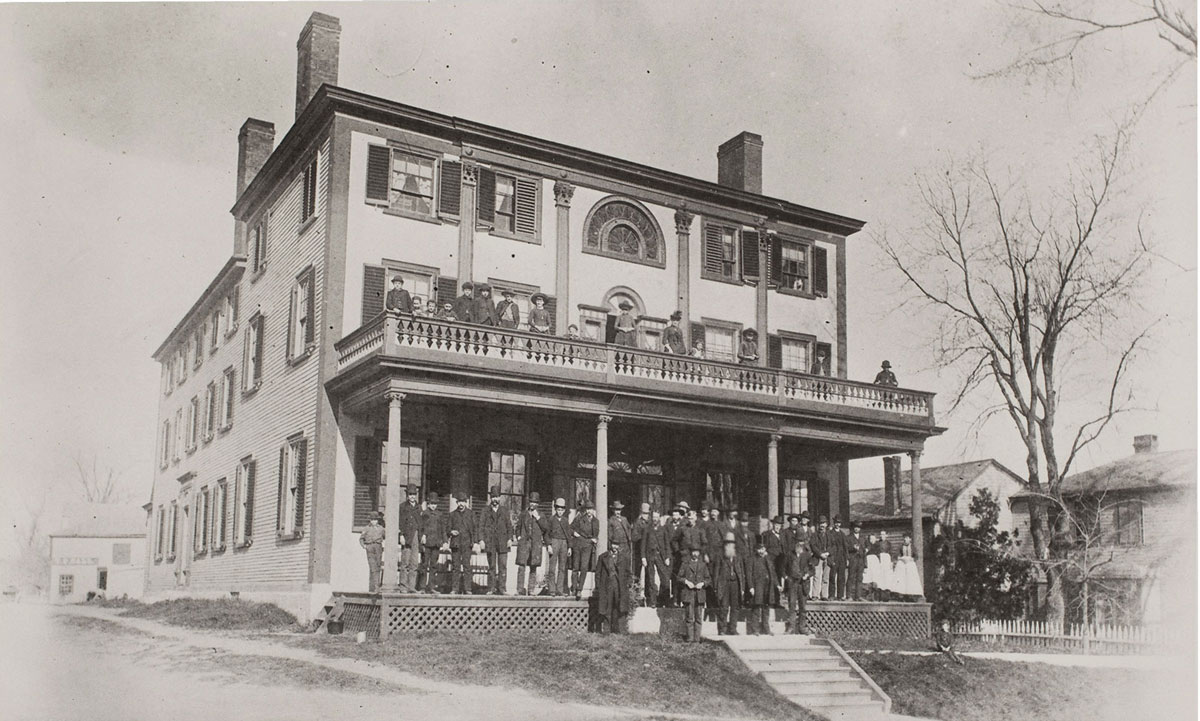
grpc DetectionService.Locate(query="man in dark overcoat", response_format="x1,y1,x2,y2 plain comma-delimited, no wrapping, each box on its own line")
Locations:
608,500,632,569
448,492,477,594
514,492,545,595
675,546,710,643
643,510,672,607
762,516,784,607
786,539,814,634
595,540,632,634
397,484,423,593
746,543,778,635
569,501,599,599
713,534,744,635
846,521,866,601
478,486,514,595
809,516,832,600
472,283,498,326
829,515,849,601
419,493,448,593
385,276,413,313
452,281,475,324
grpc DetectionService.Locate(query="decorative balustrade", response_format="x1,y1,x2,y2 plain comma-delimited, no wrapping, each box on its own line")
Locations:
334,312,935,422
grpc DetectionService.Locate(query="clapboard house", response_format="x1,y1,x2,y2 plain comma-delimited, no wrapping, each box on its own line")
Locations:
145,12,942,620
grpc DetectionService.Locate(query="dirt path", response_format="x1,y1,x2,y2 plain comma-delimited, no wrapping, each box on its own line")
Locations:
5,604,759,721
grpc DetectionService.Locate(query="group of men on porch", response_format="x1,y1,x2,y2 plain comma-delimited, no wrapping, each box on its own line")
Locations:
361,488,886,641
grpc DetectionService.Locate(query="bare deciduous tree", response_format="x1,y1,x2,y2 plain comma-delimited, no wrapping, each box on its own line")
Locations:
877,125,1154,626
12,490,51,595
72,452,129,504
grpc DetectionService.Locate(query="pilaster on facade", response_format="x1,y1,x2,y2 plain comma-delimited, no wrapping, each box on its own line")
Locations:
595,414,612,551
755,226,771,367
908,448,924,596
554,181,575,334
767,434,781,519
382,390,406,592
673,209,694,347
457,161,478,286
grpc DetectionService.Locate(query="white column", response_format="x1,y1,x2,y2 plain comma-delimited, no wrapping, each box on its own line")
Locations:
910,449,924,597
767,434,780,519
596,415,611,551
674,210,693,347
382,391,405,592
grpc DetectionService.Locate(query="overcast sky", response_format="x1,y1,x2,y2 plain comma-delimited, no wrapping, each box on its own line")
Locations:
1,2,1194,542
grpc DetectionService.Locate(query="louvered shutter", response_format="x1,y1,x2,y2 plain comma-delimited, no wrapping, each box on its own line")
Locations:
362,265,386,323
703,224,725,276
767,334,783,369
244,462,256,541
439,159,462,217
231,287,240,326
741,229,760,281
545,295,557,330
286,285,296,360
476,168,496,226
304,272,316,345
353,436,381,526
436,276,458,310
770,236,783,287
366,145,390,203
514,177,538,236
813,245,829,297
252,316,264,386
277,446,288,532
294,439,308,532
690,322,705,352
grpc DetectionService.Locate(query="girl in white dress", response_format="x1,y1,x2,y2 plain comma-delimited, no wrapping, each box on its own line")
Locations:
874,531,894,600
863,533,880,597
893,535,924,598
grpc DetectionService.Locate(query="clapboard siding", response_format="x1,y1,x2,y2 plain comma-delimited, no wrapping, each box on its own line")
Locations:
147,137,330,595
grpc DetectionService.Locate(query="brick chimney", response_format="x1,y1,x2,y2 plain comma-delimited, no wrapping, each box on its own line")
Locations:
1133,434,1159,454
237,119,275,199
295,12,341,119
883,456,904,517
717,132,763,194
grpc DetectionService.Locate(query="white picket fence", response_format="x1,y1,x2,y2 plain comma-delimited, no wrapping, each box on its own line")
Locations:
951,619,1163,654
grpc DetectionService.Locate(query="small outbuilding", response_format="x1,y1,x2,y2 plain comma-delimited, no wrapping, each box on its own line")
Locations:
49,504,146,604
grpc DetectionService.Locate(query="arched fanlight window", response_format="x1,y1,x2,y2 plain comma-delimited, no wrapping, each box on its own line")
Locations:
582,197,666,268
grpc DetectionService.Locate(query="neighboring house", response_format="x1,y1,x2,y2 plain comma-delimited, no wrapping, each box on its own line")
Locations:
850,457,1027,585
1009,435,1196,627
145,12,941,620
49,504,146,604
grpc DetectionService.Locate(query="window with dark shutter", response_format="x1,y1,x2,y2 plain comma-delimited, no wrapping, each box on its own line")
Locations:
767,334,783,369
366,145,390,203
703,224,725,277
741,229,760,281
769,235,783,287
301,157,318,224
812,245,829,297
514,177,538,238
277,446,287,533
244,461,256,542
436,276,458,311
690,322,706,354
362,265,386,323
544,295,557,330
477,168,496,226
294,438,308,532
353,436,381,527
438,159,462,218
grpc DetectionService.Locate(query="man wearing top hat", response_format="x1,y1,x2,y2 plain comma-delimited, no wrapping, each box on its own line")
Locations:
746,543,778,635
570,501,600,599
846,520,866,601
453,281,476,324
396,484,423,593
662,310,687,354
736,512,755,570
359,511,385,593
829,516,850,601
528,293,552,335
763,516,785,606
644,509,673,607
543,498,572,596
495,288,521,329
737,328,760,364
613,300,639,347
873,360,898,387
420,493,448,593
630,502,653,600
473,283,498,327
595,537,632,634
478,486,515,595
713,532,744,635
514,492,545,595
448,492,477,594
386,276,413,314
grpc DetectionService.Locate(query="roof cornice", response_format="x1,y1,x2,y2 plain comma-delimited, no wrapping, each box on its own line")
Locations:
232,85,868,237
152,255,247,360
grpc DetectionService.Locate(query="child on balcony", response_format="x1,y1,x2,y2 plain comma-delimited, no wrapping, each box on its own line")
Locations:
528,293,552,334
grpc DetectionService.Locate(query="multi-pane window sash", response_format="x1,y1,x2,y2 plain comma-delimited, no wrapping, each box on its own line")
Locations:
243,314,264,392
210,309,221,353
781,241,810,292
487,450,526,508
491,173,539,240
390,151,435,216
288,267,316,361
704,325,737,363
703,223,739,281
250,219,267,274
277,437,308,538
234,459,256,548
194,327,205,369
204,382,218,441
220,368,235,430
780,337,811,373
211,480,228,550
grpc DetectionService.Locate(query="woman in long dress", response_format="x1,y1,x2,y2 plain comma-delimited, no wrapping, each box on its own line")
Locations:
863,533,881,597
873,531,894,601
892,535,924,598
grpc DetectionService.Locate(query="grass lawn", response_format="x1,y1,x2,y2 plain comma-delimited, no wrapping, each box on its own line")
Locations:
849,651,1187,721
117,598,301,631
285,630,822,721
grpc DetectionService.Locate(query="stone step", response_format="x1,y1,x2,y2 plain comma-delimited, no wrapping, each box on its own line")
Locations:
723,631,819,648
760,668,858,683
746,658,847,673
809,703,890,721
785,690,877,708
773,679,869,696
738,647,838,661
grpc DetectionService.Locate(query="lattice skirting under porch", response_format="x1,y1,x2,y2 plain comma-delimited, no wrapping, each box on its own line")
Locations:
803,601,930,638
332,593,589,639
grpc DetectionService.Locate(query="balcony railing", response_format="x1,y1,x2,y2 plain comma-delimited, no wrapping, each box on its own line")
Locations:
335,312,935,423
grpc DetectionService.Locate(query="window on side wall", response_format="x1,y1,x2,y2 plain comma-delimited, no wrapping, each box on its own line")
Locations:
288,267,316,362
243,313,264,392
300,157,318,226
702,222,739,282
210,309,222,353
249,218,268,275
212,478,228,550
220,367,235,430
58,574,74,596
702,321,739,363
1112,501,1143,546
277,435,308,539
204,382,217,442
224,289,240,338
172,409,183,463
490,172,540,242
234,458,256,548
780,240,811,293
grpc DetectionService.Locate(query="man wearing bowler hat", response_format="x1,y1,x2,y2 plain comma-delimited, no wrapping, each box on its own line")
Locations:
514,492,545,595
359,511,385,593
543,497,572,596
420,493,448,593
570,501,600,599
495,288,521,329
608,500,632,554
397,484,423,593
448,492,477,594
479,486,514,595
873,360,898,387
386,276,413,314
453,281,476,324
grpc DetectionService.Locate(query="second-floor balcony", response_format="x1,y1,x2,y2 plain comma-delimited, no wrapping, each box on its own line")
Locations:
334,312,937,429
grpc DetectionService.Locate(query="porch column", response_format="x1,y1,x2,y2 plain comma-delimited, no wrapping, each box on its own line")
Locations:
382,391,406,592
767,434,780,519
674,209,694,346
755,229,770,367
596,414,611,551
909,449,924,596
554,181,575,335
457,161,477,289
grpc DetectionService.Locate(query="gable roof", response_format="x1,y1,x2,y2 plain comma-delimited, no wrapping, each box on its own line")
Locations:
849,459,1025,522
1052,449,1195,497
49,504,145,539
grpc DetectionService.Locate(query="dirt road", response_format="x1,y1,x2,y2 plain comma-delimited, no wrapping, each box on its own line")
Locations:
0,604,663,721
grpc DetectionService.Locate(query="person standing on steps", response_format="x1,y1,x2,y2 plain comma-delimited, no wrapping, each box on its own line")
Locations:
676,545,710,643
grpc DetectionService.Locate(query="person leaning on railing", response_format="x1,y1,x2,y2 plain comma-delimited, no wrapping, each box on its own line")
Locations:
663,311,687,354
528,293,552,334
386,276,413,314
737,328,760,365
613,301,639,347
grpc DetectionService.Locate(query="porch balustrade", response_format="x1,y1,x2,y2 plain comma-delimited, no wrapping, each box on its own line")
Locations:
334,312,935,423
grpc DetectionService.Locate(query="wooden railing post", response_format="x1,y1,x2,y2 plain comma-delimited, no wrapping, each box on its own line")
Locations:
383,310,400,356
